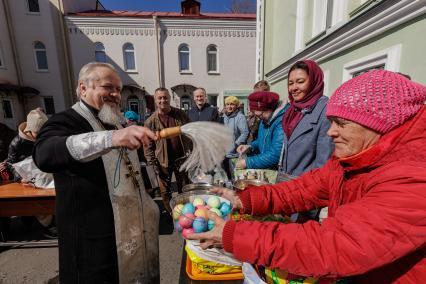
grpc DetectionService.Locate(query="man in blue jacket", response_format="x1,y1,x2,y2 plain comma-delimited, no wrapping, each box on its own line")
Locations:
236,91,288,169
188,88,221,123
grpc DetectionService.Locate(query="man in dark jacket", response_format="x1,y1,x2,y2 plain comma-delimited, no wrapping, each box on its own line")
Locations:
0,123,16,162
188,87,221,123
0,123,16,181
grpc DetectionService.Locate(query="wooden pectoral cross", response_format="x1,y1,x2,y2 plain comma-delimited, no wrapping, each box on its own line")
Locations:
122,150,140,189
125,168,140,180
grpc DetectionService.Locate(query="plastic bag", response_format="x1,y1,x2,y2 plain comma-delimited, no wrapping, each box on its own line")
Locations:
186,240,242,266
243,263,267,284
185,244,241,274
12,157,54,189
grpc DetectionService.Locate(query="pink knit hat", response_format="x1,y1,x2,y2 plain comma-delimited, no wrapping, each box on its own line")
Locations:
327,70,426,134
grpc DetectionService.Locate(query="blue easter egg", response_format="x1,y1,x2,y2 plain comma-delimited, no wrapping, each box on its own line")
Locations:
192,217,207,233
220,202,231,216
174,221,183,232
208,219,215,231
181,203,195,215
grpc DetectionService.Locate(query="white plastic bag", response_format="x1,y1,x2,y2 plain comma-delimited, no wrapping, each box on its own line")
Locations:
242,262,267,284
186,240,242,267
12,157,55,189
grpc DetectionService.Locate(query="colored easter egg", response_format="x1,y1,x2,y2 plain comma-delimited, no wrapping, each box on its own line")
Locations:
209,208,222,217
207,196,221,208
194,208,209,220
196,205,207,210
220,202,231,216
178,213,194,229
192,197,205,207
174,221,183,232
181,203,195,215
182,228,195,239
172,204,184,220
192,217,207,233
208,219,215,230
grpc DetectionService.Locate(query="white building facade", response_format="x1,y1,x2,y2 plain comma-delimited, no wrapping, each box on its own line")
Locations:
0,0,256,129
0,0,102,129
66,4,256,118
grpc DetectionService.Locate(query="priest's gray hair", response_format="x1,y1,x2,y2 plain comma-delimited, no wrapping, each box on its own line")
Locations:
76,62,120,99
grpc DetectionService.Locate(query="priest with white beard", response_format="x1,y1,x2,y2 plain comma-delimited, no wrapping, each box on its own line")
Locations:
33,62,160,283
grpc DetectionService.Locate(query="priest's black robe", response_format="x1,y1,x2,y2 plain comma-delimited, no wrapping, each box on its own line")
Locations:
33,108,119,283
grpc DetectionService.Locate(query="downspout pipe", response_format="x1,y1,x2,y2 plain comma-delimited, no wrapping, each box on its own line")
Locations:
2,0,23,86
56,0,76,106
153,15,163,87
2,0,26,113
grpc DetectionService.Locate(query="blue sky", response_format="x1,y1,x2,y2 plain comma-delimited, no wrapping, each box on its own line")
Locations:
100,0,255,13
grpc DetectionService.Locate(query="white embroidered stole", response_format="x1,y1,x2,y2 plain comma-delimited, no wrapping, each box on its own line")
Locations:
72,102,159,283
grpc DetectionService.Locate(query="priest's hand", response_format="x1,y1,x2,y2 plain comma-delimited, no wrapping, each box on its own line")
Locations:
186,211,225,249
112,126,157,150
210,187,243,210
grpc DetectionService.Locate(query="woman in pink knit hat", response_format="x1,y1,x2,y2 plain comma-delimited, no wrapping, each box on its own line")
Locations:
188,70,426,283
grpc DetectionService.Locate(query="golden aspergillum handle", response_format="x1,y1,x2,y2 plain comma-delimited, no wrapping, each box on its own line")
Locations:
157,126,182,139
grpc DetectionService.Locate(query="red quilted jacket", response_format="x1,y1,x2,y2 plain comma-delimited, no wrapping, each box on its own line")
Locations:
223,107,426,283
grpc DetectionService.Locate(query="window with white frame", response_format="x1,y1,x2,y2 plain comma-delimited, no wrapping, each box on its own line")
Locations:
95,42,106,63
2,99,13,119
312,0,328,37
331,0,348,27
207,45,218,73
342,45,401,82
351,64,385,77
43,97,55,115
27,0,40,13
123,43,136,71
312,0,338,37
178,44,190,72
34,41,48,71
294,0,306,53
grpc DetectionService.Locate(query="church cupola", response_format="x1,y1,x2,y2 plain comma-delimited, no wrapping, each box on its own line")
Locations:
181,0,201,16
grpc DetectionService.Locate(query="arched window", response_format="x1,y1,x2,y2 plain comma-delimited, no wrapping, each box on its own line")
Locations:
178,44,190,72
34,41,48,70
94,42,106,63
123,43,136,71
207,45,218,73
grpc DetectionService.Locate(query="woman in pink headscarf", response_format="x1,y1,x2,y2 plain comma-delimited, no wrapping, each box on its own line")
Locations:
279,60,335,222
280,60,334,178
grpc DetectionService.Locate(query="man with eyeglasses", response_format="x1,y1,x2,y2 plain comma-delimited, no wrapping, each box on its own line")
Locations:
33,62,160,283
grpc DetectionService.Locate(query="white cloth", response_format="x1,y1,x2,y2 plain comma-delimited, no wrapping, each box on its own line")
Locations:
12,157,54,189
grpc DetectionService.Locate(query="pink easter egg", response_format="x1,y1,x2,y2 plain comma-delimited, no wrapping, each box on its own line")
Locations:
182,228,195,239
178,213,195,229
